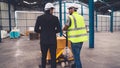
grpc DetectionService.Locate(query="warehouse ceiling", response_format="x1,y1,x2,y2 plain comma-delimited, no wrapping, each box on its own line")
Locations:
0,0,120,14
79,0,120,14
0,0,56,10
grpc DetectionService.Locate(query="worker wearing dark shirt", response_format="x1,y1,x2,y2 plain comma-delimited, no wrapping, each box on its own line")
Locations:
34,3,61,68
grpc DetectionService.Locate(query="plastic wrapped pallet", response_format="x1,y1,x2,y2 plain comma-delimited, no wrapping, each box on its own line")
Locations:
1,30,8,38
9,28,20,39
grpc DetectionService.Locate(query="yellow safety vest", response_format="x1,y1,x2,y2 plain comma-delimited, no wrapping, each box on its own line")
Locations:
67,12,88,43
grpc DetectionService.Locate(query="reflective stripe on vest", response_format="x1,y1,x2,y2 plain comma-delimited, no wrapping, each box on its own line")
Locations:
67,12,88,43
68,27,86,31
68,34,88,38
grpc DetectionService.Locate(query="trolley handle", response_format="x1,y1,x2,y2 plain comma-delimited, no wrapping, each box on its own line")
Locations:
62,31,68,47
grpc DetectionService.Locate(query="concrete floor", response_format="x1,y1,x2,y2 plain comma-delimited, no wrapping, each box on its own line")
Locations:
0,32,120,68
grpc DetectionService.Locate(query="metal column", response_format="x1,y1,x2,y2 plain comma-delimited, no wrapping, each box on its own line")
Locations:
64,1,66,24
8,0,12,31
0,27,1,43
59,0,62,36
0,18,1,43
0,19,1,43
96,11,98,31
0,30,1,43
110,8,113,32
81,5,83,16
89,0,94,48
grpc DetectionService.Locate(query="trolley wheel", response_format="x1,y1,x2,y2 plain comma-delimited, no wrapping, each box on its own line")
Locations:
61,62,65,68
65,61,69,66
61,61,69,68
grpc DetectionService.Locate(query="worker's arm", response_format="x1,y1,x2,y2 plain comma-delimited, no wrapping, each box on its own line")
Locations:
62,16,71,31
62,25,69,31
55,17,61,33
34,17,41,33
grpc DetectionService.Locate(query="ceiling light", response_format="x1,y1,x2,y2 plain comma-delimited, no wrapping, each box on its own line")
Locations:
23,0,37,5
23,0,30,4
108,9,112,12
94,0,98,2
31,2,37,4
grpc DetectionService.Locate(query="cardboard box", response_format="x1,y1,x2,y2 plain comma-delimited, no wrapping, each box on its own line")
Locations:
29,32,39,40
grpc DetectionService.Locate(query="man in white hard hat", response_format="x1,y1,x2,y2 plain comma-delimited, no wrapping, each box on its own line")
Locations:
63,3,88,68
67,3,78,15
34,3,61,68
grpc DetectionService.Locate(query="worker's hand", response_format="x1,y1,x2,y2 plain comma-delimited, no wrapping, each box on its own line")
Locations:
62,31,67,38
62,25,69,31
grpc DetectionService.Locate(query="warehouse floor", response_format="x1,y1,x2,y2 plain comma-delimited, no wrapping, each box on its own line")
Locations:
0,32,120,68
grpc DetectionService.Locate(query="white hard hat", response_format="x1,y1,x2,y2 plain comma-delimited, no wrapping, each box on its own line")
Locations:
67,3,78,9
44,3,55,10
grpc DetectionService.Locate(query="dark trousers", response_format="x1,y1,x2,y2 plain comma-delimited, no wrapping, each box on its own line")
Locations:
40,43,56,68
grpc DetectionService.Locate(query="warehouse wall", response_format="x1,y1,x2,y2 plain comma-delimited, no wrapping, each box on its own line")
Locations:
15,11,43,34
97,15,110,31
0,2,120,35
97,11,120,32
0,2,15,31
113,11,120,31
15,2,120,34
54,2,120,32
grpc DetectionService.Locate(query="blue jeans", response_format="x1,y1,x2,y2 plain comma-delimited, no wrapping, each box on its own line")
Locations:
71,42,83,68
